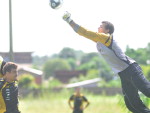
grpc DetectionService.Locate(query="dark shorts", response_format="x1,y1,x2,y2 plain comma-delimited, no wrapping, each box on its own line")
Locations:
4,111,21,113
73,109,83,113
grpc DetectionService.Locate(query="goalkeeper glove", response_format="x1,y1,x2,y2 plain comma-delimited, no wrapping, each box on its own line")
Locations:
62,11,72,23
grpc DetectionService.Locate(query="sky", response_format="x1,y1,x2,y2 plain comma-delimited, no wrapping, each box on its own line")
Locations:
0,0,150,56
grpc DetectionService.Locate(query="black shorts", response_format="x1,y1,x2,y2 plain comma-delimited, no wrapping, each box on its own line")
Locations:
73,109,83,113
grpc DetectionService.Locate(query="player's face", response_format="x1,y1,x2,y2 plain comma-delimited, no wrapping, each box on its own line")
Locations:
6,68,18,82
98,23,109,33
76,88,80,95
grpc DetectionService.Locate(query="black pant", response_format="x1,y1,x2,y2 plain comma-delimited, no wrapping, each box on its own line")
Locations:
73,109,83,113
4,109,20,113
4,112,20,113
119,63,150,113
4,111,21,113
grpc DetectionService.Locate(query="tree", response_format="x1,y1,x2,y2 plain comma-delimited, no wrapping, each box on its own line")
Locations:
67,58,77,70
78,54,114,81
125,45,147,65
141,65,150,80
18,74,36,88
32,55,50,69
146,43,150,62
80,52,99,64
79,69,100,81
43,58,71,79
59,47,76,59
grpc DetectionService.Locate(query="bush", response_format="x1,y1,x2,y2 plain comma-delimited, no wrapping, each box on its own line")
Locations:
48,78,62,88
141,65,150,80
18,74,38,89
43,58,71,79
98,77,121,88
69,69,99,83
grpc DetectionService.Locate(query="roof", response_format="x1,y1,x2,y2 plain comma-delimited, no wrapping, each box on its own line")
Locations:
65,78,101,88
19,67,43,75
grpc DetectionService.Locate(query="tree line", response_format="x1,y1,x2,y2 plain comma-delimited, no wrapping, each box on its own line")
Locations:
32,42,150,83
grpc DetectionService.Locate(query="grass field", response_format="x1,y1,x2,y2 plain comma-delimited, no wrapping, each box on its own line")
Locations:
19,90,130,113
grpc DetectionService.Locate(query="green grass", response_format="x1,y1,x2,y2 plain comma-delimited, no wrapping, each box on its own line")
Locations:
19,89,129,113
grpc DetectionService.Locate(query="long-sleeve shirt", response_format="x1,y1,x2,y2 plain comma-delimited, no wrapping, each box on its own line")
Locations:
0,79,20,113
69,21,135,73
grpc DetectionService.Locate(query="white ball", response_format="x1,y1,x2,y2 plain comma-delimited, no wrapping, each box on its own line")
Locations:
49,0,63,9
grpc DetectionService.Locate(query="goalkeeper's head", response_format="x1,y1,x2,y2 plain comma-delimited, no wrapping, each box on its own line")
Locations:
0,56,6,78
98,21,114,35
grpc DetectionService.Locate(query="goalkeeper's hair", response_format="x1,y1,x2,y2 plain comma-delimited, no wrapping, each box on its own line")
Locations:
102,21,114,34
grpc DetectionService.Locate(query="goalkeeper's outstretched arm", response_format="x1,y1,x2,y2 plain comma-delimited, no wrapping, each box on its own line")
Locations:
62,11,111,45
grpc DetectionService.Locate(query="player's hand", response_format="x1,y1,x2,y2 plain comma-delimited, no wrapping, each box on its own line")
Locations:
80,107,84,110
70,106,74,110
62,11,72,23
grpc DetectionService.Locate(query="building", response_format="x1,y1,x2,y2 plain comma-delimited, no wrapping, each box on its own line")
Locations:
65,78,101,88
0,52,43,85
18,67,43,85
54,70,86,83
65,78,122,95
0,52,33,64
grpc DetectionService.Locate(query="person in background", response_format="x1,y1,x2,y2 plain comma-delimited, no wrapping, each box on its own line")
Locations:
0,62,21,113
68,87,90,113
